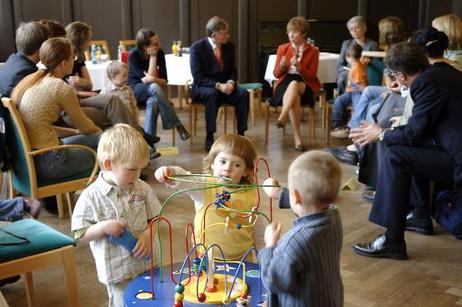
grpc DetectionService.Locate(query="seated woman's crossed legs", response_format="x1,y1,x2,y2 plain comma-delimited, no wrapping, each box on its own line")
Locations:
277,80,307,150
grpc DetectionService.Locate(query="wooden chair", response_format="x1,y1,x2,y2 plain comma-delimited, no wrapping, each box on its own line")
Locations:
119,39,136,52
84,40,111,61
1,98,98,219
264,90,324,147
322,98,352,145
239,83,263,127
0,219,79,306
184,81,236,144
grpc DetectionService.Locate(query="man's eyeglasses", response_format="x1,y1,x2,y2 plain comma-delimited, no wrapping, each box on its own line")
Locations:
388,69,402,80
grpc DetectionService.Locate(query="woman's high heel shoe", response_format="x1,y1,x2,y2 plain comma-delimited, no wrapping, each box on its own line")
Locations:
275,120,284,128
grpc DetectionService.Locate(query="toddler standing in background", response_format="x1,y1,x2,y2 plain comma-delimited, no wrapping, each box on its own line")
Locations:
101,61,139,126
102,61,161,157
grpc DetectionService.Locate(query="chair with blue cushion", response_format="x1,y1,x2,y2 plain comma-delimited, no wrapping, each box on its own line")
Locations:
1,98,98,219
239,82,263,127
0,219,79,306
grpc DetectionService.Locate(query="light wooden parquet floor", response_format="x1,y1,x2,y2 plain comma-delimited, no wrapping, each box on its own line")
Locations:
2,102,462,307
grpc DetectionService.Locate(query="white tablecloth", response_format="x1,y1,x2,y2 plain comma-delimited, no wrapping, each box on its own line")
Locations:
264,52,339,85
86,61,110,91
165,54,192,85
87,56,193,90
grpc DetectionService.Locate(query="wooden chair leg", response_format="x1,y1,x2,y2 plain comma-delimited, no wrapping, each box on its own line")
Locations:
308,107,315,146
172,129,176,146
193,106,197,136
66,193,73,217
223,106,228,134
324,106,332,145
24,271,34,307
7,172,15,198
189,105,193,144
265,104,270,145
56,194,65,219
257,89,263,117
248,89,255,127
177,85,183,110
63,246,79,307
232,106,236,133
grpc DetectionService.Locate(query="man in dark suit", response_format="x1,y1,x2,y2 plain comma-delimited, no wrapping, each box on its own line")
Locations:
0,21,49,97
349,42,462,260
190,16,249,150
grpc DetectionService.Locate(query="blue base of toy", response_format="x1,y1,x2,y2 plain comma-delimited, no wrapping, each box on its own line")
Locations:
124,262,264,306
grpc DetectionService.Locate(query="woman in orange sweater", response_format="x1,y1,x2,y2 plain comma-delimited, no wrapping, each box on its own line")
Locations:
272,16,321,151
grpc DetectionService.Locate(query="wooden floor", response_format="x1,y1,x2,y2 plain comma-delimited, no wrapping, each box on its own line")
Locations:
2,102,462,307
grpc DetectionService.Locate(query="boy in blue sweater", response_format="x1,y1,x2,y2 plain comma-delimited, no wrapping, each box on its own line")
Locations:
260,150,344,306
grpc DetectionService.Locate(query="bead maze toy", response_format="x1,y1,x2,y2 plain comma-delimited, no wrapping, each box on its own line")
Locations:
124,158,278,306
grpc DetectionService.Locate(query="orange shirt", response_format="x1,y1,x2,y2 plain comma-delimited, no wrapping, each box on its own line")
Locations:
346,61,367,92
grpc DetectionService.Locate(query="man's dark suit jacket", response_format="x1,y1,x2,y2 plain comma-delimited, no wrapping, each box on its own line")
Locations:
189,38,237,92
0,53,37,97
383,62,462,185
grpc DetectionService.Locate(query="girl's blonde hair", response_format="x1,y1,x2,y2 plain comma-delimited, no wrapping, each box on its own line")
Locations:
378,16,405,50
11,37,73,106
432,14,462,50
97,124,149,170
203,134,257,184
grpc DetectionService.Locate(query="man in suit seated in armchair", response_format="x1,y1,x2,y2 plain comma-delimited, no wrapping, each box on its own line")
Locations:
190,16,249,151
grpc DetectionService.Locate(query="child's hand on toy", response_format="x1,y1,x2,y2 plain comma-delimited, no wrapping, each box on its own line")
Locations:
154,166,175,184
102,220,127,237
262,178,281,199
133,229,153,260
264,221,282,248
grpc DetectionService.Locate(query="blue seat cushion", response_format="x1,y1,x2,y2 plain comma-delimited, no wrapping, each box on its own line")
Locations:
239,83,263,90
0,219,75,263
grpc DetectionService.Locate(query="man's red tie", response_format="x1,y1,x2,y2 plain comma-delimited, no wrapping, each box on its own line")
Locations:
214,46,224,71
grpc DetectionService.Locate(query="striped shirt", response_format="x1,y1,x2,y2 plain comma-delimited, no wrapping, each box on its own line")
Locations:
258,206,343,307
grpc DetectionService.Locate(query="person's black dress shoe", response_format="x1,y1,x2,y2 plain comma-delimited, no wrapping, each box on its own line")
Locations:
149,148,161,160
294,144,306,152
141,129,160,145
353,233,407,260
0,275,20,287
205,134,214,151
177,125,191,141
324,147,358,165
362,189,375,203
275,120,284,128
406,212,433,235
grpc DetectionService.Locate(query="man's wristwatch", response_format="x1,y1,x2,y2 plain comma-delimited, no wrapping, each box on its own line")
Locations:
378,129,386,141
